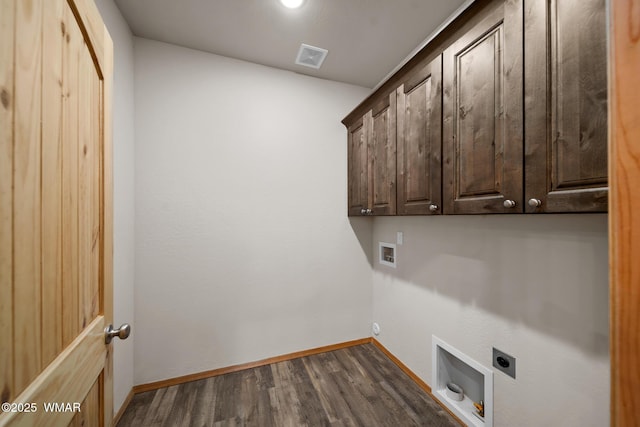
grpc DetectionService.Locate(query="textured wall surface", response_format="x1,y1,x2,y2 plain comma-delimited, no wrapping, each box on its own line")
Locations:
133,38,372,384
371,214,609,427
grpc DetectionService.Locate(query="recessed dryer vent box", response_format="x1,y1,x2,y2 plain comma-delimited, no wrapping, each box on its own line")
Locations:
379,242,396,268
432,336,494,427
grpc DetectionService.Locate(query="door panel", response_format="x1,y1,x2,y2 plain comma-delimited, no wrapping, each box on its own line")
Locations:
443,0,523,214
524,0,608,212
62,1,82,349
12,0,44,394
347,118,368,216
78,34,101,332
0,0,14,408
0,0,113,425
41,0,65,369
1,319,105,426
458,29,501,197
71,377,101,427
369,95,396,215
397,56,443,215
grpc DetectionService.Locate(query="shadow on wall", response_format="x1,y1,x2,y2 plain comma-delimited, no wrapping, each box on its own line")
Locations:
372,214,609,358
349,217,374,267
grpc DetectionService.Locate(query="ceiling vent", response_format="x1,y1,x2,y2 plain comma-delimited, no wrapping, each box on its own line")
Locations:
295,44,328,69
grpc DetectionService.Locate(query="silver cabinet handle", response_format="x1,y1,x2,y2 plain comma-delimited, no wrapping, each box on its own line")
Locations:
366,208,372,215
528,198,542,207
105,323,131,344
429,204,439,212
503,199,517,208
360,208,366,215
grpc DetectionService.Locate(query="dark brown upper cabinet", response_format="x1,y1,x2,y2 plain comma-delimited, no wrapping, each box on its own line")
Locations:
396,56,443,215
347,92,397,216
344,0,607,216
442,0,524,214
347,116,368,216
524,0,608,212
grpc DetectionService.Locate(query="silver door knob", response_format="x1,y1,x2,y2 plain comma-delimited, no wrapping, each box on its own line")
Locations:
105,323,131,344
503,199,517,208
528,198,542,207
360,208,366,215
366,208,372,215
429,204,438,212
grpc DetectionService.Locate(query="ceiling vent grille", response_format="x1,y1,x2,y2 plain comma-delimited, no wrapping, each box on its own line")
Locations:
295,43,328,69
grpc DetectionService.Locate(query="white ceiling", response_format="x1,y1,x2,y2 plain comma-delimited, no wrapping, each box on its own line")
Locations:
114,0,468,88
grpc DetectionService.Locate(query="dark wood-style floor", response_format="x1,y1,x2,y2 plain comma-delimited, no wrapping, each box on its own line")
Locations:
117,343,459,427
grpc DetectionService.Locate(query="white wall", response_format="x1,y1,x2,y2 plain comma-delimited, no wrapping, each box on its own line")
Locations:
133,38,372,384
371,215,609,427
93,0,136,416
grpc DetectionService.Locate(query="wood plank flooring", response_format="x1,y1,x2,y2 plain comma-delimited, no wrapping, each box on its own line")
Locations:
117,344,459,427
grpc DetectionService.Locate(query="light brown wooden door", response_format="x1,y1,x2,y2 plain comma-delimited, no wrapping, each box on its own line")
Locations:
0,0,114,426
443,0,523,214
609,0,640,424
396,56,442,215
524,0,608,213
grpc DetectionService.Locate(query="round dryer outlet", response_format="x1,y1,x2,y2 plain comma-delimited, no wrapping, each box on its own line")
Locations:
372,322,381,336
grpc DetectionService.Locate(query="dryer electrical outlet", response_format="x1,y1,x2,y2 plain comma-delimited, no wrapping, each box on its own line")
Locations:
492,348,516,379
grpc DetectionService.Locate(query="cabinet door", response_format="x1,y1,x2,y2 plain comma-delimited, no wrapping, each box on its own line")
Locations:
443,0,523,214
369,94,397,215
347,117,368,216
397,56,443,215
524,0,608,212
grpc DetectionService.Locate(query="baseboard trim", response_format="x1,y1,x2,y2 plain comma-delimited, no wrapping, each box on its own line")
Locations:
371,338,465,427
133,337,372,394
371,338,431,393
128,336,463,426
113,388,134,426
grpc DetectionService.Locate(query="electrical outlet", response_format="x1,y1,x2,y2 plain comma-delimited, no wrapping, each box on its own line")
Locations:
372,322,381,336
493,347,516,379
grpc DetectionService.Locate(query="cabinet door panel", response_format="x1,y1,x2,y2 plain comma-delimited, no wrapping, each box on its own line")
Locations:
347,118,368,216
457,29,502,197
443,0,523,214
369,94,397,215
524,0,608,212
397,56,442,215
